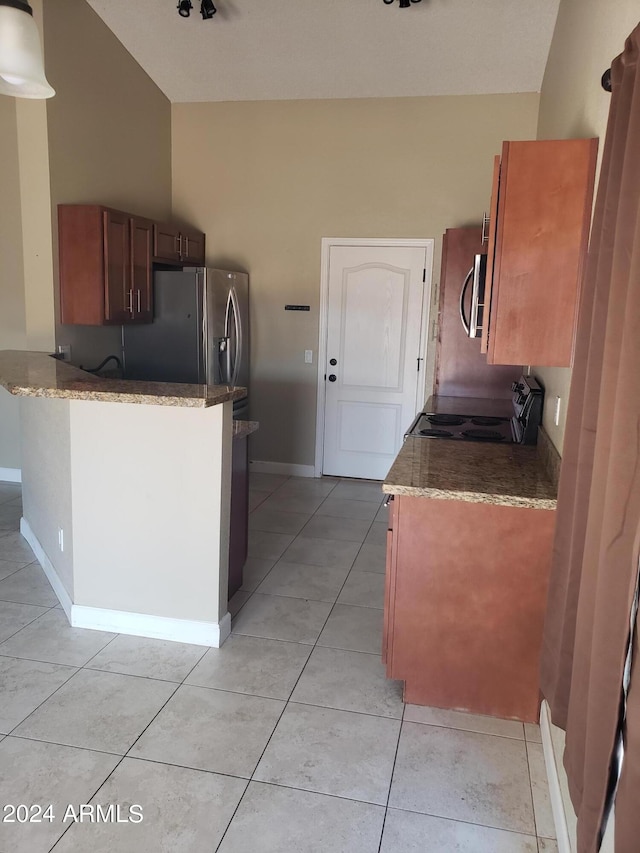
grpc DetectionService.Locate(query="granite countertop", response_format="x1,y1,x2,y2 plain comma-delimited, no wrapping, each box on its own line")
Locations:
383,436,557,510
0,351,246,408
233,420,259,439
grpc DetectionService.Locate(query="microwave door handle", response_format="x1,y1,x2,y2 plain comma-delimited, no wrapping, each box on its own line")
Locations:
469,254,483,338
459,266,473,336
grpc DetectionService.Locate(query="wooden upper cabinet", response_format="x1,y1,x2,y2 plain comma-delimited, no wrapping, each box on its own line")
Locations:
483,138,598,367
153,222,205,266
59,205,206,326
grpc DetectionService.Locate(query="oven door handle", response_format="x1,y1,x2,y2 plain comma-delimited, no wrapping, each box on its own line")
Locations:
459,266,474,336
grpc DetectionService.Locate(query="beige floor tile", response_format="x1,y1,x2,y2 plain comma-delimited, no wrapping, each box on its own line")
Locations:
254,703,400,804
131,685,284,777
218,782,385,853
316,497,380,522
0,559,30,581
0,600,49,643
351,543,386,574
228,588,252,618
380,809,539,852
0,737,119,853
317,603,383,654
363,521,388,547
525,722,543,743
300,514,372,543
331,481,384,502
248,489,269,512
291,646,403,718
14,668,176,753
53,758,247,853
404,705,525,739
337,570,385,609
249,507,311,536
275,477,338,498
232,593,332,644
0,609,116,666
0,531,35,564
186,634,311,699
240,556,275,591
0,501,22,530
281,536,360,569
0,483,21,504
248,472,290,492
257,492,327,515
0,656,76,733
86,634,207,682
537,839,559,852
0,563,58,608
247,530,294,561
256,560,349,602
389,722,536,835
527,741,556,839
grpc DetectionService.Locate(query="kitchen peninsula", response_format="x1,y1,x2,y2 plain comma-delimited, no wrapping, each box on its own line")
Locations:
0,350,247,647
382,419,558,722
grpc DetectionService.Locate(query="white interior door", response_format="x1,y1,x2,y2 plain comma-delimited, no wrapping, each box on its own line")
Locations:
322,244,429,480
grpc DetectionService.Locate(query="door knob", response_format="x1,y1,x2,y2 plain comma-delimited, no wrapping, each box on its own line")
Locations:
328,374,337,382
329,358,337,366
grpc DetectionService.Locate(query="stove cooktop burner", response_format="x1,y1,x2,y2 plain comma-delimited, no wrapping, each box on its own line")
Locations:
461,428,506,442
419,428,455,438
427,414,466,426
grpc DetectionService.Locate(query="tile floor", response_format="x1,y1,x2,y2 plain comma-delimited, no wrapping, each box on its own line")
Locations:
0,475,557,852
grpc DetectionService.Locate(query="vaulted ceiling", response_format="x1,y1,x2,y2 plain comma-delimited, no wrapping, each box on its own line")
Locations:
85,0,561,103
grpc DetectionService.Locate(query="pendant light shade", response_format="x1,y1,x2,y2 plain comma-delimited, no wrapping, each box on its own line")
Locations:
0,1,54,99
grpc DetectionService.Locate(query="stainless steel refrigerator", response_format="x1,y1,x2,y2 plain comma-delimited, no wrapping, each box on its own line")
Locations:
122,268,249,418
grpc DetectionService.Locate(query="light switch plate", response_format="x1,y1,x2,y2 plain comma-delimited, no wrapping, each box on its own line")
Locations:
304,350,313,364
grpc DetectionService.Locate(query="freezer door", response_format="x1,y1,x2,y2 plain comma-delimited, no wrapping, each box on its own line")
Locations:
123,270,205,383
204,270,249,391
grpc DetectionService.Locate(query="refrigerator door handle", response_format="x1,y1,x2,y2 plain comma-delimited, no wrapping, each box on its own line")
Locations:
229,286,243,386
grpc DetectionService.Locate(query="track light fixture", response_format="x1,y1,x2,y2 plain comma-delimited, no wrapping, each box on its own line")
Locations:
200,0,216,19
383,0,422,6
177,0,192,17
0,0,55,98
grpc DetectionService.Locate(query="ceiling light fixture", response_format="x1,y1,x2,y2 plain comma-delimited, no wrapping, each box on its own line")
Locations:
200,0,216,19
383,0,422,7
177,0,193,18
0,0,54,99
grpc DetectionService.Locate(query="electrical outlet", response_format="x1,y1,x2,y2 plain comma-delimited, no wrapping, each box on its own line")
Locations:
554,396,562,427
304,350,313,364
58,527,64,552
57,344,71,361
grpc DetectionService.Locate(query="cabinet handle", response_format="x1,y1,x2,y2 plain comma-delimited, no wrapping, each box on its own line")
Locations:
126,289,134,316
481,212,490,244
184,235,189,258
136,290,141,314
176,233,183,259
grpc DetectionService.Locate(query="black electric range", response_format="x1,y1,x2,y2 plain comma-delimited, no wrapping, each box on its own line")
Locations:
405,376,544,445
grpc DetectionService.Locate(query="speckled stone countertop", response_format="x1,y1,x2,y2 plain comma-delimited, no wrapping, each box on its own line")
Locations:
383,436,557,509
0,351,246,408
233,420,259,439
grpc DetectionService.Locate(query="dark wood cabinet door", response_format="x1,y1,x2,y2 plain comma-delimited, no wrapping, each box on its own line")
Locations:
181,227,206,266
130,216,154,323
102,209,130,324
153,222,182,263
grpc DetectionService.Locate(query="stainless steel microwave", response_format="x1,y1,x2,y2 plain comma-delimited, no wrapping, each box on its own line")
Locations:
459,253,487,339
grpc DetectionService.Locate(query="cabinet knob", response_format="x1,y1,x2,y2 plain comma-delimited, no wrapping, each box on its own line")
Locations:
328,374,337,382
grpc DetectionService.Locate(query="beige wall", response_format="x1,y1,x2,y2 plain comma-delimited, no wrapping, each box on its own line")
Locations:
44,0,172,370
534,0,639,453
172,94,540,467
0,96,26,471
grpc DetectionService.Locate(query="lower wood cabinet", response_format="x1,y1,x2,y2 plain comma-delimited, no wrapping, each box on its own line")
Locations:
383,494,555,722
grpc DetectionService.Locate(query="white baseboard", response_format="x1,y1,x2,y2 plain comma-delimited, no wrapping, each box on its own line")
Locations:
20,517,232,648
0,467,21,484
71,606,232,648
20,517,73,620
249,460,316,478
540,700,572,853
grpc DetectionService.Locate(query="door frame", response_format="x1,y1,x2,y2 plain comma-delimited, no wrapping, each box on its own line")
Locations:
315,237,435,478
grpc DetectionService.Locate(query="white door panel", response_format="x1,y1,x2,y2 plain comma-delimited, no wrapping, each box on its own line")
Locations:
322,245,429,480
